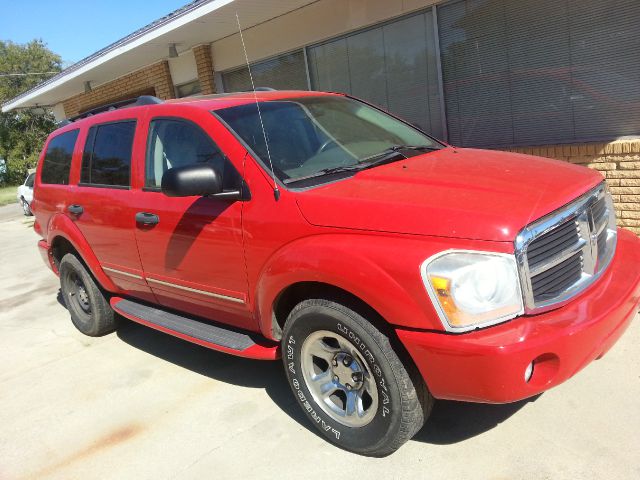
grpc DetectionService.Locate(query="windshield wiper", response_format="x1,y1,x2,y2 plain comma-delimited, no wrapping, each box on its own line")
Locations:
356,145,440,170
283,145,441,185
361,144,440,163
283,164,364,185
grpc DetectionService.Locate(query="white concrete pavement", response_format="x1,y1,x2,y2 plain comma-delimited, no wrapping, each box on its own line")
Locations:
1,212,639,480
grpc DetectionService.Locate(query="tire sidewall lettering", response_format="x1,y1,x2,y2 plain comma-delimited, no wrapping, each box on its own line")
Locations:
284,312,395,447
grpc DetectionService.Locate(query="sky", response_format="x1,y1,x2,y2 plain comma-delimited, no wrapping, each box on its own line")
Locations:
0,0,189,64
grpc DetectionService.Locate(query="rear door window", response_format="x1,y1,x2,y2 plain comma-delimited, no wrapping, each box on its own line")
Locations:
81,121,136,187
40,129,80,185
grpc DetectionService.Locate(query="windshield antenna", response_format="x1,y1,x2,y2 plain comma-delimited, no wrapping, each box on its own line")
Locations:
236,12,280,201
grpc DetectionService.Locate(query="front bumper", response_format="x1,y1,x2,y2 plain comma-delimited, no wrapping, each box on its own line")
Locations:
397,228,640,403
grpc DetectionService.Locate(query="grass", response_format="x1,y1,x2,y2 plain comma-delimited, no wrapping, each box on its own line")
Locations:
0,185,19,207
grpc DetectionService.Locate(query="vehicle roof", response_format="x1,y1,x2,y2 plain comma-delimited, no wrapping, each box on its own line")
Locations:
166,89,339,110
54,90,340,135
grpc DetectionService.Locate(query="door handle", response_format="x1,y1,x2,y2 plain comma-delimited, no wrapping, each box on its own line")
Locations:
135,212,160,226
68,204,83,215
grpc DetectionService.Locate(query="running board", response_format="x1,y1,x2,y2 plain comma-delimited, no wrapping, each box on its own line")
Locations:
110,297,279,360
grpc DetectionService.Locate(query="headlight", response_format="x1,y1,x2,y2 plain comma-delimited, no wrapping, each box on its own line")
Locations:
421,251,524,332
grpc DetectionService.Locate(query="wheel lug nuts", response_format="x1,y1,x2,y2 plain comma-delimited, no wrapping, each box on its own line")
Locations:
332,360,338,367
343,355,352,366
333,375,339,383
346,384,352,390
352,372,362,382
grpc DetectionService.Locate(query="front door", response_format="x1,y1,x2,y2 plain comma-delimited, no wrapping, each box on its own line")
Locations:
133,113,251,330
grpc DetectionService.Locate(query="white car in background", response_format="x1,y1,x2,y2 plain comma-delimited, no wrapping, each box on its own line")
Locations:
16,172,35,216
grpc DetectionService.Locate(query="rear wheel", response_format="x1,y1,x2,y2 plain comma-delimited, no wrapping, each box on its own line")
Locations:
282,299,432,457
59,253,118,336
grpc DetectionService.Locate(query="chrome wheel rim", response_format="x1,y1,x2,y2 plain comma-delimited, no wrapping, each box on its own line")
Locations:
300,330,378,428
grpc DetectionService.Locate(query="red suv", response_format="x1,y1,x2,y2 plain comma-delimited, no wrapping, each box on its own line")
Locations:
33,91,640,456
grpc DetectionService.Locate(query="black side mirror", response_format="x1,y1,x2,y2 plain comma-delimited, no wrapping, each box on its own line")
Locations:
161,164,223,197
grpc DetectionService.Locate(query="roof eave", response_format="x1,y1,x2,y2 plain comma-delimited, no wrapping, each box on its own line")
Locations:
1,0,234,113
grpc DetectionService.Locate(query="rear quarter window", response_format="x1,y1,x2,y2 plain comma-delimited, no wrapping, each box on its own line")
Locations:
40,130,80,185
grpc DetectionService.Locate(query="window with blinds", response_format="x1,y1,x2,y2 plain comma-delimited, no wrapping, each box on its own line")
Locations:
438,0,640,147
307,11,444,140
222,50,308,92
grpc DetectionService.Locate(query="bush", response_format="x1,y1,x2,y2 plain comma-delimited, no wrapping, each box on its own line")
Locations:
3,154,38,185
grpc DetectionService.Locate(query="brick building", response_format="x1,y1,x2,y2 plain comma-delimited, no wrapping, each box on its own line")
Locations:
2,0,640,232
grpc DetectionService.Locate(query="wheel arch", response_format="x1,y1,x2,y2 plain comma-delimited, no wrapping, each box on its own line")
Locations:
47,213,118,292
255,235,435,341
272,281,389,339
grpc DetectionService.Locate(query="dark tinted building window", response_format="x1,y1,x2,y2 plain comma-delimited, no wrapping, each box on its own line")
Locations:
81,121,136,187
145,118,240,190
40,130,79,185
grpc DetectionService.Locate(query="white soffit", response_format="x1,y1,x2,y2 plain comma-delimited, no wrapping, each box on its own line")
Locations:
2,0,317,111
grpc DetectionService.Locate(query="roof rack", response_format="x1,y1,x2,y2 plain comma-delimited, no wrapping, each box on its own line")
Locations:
252,87,276,92
67,95,163,123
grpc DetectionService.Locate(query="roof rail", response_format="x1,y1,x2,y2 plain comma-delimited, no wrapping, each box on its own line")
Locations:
68,95,163,122
253,87,276,91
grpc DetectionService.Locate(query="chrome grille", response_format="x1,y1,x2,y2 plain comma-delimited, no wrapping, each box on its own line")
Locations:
526,219,581,270
530,251,583,302
515,183,617,313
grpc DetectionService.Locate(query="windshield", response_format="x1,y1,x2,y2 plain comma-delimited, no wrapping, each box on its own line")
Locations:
215,96,443,186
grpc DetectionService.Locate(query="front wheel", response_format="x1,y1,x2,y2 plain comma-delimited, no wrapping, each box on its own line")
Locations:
282,299,432,457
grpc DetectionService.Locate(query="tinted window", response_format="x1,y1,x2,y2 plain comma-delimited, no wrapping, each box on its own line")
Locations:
438,0,640,146
145,118,240,190
81,121,136,187
25,173,35,188
222,50,308,92
40,130,79,185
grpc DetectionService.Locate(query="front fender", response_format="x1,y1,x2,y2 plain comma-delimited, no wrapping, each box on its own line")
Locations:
47,213,118,292
255,233,447,339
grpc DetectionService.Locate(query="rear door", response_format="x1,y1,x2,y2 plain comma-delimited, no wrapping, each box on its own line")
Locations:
132,109,252,330
70,118,154,301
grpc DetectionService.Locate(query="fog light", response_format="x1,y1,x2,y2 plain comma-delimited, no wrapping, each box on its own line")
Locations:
524,362,534,383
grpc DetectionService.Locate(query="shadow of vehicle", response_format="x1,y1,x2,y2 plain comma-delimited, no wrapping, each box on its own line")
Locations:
114,317,536,447
115,320,318,437
413,395,540,445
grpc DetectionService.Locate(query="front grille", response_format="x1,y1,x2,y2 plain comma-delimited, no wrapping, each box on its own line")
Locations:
516,183,617,312
531,251,583,302
527,219,580,270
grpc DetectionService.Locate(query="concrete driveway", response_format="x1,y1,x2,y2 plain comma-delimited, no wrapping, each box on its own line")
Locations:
1,207,639,480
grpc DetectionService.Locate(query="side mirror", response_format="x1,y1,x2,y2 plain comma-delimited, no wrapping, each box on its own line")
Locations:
161,164,223,197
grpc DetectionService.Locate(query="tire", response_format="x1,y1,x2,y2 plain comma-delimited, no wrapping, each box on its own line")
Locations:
59,253,118,336
21,199,32,216
282,299,433,457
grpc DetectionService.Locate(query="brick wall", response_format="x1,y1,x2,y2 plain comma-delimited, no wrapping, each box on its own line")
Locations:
62,61,175,117
193,44,216,95
504,140,640,235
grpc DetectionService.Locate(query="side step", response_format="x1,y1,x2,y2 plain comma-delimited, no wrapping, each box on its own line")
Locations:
110,297,279,360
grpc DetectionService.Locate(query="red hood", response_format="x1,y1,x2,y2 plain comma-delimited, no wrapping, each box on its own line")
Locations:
294,148,603,242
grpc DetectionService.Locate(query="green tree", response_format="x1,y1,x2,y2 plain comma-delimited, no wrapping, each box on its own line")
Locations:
0,40,62,185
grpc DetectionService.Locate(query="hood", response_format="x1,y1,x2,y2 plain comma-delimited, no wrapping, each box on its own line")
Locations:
294,148,603,242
